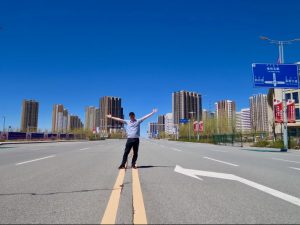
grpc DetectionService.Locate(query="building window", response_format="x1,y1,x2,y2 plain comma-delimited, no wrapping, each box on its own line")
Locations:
293,92,299,103
285,93,291,100
296,108,300,120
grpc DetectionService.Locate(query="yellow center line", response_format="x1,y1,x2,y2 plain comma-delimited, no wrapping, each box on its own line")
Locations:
132,168,148,224
101,169,126,224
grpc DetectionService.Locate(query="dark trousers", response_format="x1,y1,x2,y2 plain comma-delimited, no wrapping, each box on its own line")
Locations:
121,138,140,166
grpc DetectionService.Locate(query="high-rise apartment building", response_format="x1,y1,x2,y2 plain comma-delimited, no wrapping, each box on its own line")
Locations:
68,115,83,131
172,90,202,125
62,109,68,133
164,113,174,135
250,94,269,133
215,100,236,133
85,106,96,131
149,122,158,138
100,96,124,133
52,104,68,133
157,115,165,133
20,100,39,132
236,108,251,133
95,108,100,129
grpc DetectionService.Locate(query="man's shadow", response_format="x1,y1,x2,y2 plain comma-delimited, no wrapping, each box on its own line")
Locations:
137,165,173,169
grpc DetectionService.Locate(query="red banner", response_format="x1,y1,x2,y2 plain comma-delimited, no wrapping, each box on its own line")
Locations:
194,121,204,133
287,100,296,123
274,99,283,123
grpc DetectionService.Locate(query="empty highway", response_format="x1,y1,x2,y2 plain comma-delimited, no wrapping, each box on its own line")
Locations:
0,139,300,224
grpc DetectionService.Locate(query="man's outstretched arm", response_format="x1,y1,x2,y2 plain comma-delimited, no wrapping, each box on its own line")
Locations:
106,115,126,123
139,109,158,122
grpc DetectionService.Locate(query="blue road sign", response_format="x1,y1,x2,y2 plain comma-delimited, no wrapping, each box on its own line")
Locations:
179,118,189,124
252,63,299,89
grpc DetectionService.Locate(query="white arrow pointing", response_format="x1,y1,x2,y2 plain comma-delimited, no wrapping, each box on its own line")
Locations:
175,165,300,207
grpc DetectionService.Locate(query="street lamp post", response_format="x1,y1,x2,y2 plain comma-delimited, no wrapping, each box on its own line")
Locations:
260,36,300,151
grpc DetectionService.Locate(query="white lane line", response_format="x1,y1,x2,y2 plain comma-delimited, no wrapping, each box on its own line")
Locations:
290,167,300,171
158,144,182,152
203,157,239,167
210,149,227,153
272,158,300,164
171,147,182,152
79,148,90,151
16,155,56,166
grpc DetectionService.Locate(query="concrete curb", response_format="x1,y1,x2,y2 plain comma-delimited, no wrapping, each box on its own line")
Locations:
0,140,90,145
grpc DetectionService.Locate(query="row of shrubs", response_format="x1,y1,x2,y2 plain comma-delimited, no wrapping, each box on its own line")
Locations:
252,139,299,149
176,136,300,150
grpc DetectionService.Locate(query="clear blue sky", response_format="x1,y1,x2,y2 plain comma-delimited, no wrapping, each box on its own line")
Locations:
0,0,300,135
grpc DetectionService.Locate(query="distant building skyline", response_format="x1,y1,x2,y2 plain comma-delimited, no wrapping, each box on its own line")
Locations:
14,92,279,136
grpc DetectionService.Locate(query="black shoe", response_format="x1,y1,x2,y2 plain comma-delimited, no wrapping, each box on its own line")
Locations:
132,165,137,169
118,165,126,169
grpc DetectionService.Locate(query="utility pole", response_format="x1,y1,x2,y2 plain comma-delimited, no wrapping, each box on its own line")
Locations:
260,36,300,151
197,107,200,141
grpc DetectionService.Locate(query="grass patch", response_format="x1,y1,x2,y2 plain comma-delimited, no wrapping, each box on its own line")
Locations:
252,140,284,149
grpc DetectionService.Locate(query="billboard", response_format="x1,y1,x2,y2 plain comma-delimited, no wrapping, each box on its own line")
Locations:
273,99,283,123
287,100,296,123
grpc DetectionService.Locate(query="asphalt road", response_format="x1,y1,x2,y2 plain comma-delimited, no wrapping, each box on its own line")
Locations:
0,139,300,224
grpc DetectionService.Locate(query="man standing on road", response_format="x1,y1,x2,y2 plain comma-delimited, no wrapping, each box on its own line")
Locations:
107,109,158,169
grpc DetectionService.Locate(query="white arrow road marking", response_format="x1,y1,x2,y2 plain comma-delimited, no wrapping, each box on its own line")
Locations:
272,158,300,164
203,157,239,167
290,167,300,171
16,155,56,166
175,165,300,207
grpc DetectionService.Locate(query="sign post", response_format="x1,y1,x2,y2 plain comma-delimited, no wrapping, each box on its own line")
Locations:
252,63,299,151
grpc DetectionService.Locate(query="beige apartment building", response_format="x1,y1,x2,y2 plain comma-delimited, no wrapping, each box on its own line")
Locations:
249,94,271,133
85,106,96,131
215,100,236,133
52,104,68,133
